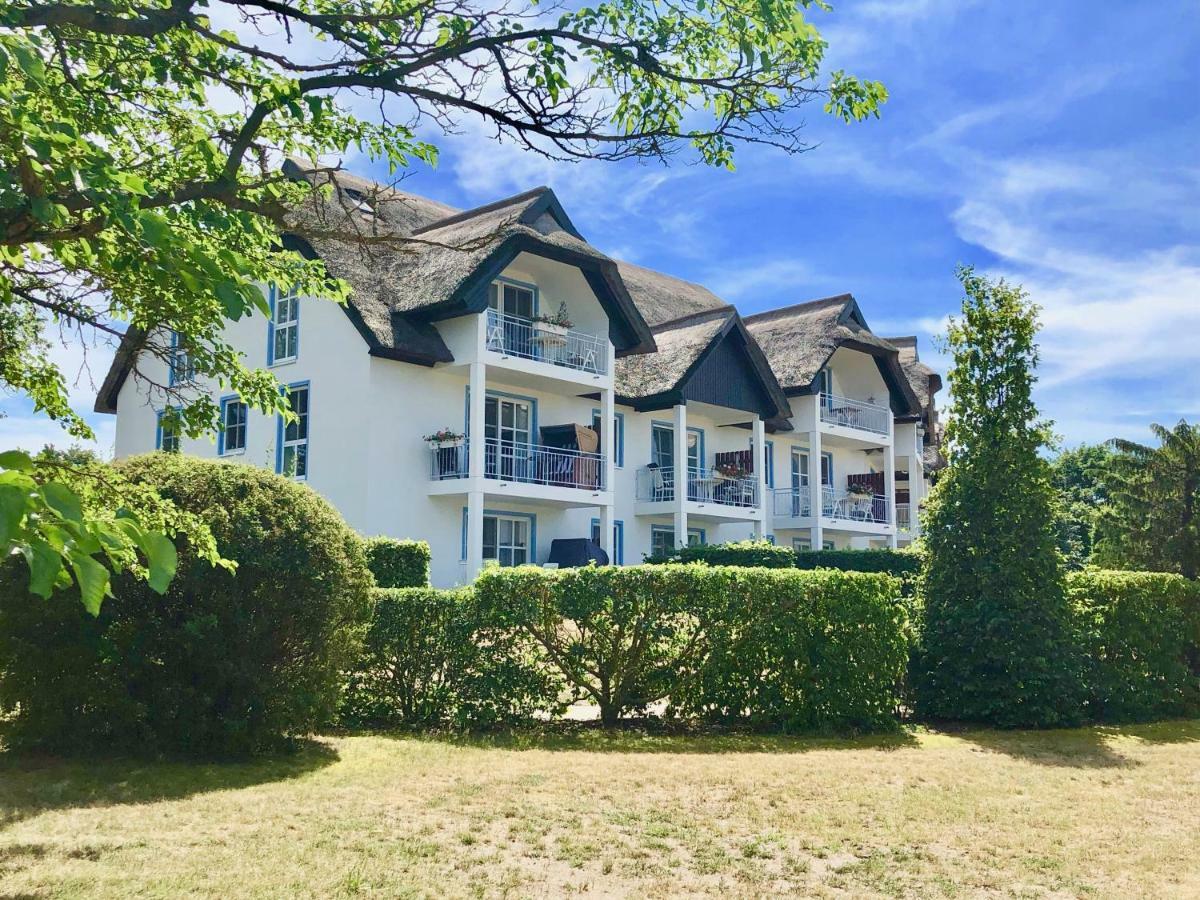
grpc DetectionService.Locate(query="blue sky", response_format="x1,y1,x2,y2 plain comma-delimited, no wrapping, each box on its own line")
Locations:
5,0,1197,453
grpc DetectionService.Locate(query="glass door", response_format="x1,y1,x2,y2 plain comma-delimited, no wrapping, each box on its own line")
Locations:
483,515,529,566
791,450,809,516
488,281,535,356
485,396,532,480
651,424,674,500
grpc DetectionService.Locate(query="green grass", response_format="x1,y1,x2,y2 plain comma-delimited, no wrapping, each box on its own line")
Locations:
2,721,1199,897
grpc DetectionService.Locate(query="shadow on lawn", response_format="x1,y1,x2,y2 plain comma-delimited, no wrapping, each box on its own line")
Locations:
952,718,1200,769
0,738,338,828
377,721,923,755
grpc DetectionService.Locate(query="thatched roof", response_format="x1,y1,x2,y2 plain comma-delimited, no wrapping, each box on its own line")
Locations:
613,261,728,328
882,335,942,414
744,295,922,417
616,307,734,399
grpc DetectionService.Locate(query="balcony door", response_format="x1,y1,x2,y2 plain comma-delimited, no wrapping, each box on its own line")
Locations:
485,395,532,480
488,281,536,357
790,449,809,516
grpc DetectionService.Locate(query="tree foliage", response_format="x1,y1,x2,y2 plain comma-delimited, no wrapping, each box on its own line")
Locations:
0,0,884,607
1051,442,1114,569
915,267,1083,728
1095,421,1200,579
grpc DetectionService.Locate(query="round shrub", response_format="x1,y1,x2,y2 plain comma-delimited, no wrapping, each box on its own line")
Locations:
363,536,430,588
0,453,374,756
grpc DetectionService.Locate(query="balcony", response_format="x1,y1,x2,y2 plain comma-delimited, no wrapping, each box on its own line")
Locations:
771,487,894,530
429,438,604,492
820,393,890,437
635,465,760,509
485,309,607,375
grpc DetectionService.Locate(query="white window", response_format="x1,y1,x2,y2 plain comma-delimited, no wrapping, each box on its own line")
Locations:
793,537,811,552
823,539,835,551
220,399,247,455
650,526,704,558
157,411,180,452
168,332,195,385
483,514,530,567
279,384,309,479
271,288,299,364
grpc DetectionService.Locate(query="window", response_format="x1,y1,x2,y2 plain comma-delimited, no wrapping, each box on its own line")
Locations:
218,397,247,455
483,514,531,566
488,280,536,318
822,539,835,551
821,451,834,486
817,368,833,408
342,187,375,218
156,410,180,452
277,383,309,479
590,518,625,565
650,525,704,558
751,438,774,488
168,331,195,386
793,537,811,552
591,409,625,468
269,286,299,365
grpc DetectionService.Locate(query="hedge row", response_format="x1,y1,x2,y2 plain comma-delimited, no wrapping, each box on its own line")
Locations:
1069,570,1200,722
363,537,431,588
346,565,910,732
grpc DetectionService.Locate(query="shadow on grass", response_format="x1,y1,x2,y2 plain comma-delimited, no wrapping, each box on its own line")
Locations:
355,720,923,755
950,718,1200,769
0,738,338,828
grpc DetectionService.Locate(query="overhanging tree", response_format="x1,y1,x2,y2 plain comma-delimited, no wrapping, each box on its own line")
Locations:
0,0,886,607
915,267,1082,728
1095,421,1200,579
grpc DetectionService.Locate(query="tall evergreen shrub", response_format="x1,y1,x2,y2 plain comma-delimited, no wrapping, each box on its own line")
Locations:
914,268,1083,727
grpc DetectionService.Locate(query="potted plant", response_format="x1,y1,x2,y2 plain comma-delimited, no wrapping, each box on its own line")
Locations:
847,481,874,499
715,460,748,480
532,301,573,336
425,428,466,479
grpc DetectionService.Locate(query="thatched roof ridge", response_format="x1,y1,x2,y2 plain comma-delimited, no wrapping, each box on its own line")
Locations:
614,260,729,328
615,306,735,399
882,335,942,414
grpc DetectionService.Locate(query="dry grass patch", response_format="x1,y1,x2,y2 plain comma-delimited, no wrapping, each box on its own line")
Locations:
1,722,1199,897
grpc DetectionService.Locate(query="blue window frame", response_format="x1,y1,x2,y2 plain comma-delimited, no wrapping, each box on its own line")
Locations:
461,508,537,565
218,396,248,455
649,524,705,558
590,518,625,565
168,332,194,386
267,285,299,366
155,409,180,452
591,409,624,468
649,422,704,471
275,381,310,479
488,276,540,318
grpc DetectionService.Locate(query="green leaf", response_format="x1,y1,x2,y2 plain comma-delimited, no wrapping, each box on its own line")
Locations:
24,538,62,599
68,551,110,616
142,531,178,594
42,482,83,522
0,483,29,546
0,449,33,471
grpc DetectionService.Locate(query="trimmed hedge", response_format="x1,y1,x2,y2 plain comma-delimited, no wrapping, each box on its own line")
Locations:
670,568,909,732
0,454,374,756
475,564,909,731
341,587,562,729
675,539,796,568
1068,570,1200,723
363,537,431,588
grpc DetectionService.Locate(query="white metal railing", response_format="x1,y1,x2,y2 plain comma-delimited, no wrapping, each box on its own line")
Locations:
485,309,607,375
771,487,893,526
824,490,891,525
636,465,760,509
896,503,912,532
428,438,604,491
820,392,891,436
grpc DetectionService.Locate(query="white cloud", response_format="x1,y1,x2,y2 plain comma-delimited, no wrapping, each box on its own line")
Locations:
0,410,115,458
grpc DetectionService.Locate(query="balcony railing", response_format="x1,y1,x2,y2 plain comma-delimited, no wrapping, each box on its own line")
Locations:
485,309,608,375
820,392,890,436
771,487,893,526
636,465,760,508
429,438,604,491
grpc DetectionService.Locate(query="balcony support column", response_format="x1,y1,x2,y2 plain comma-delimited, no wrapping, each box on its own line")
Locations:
752,415,767,540
673,403,688,550
809,397,823,550
599,378,616,563
465,360,488,580
885,432,898,549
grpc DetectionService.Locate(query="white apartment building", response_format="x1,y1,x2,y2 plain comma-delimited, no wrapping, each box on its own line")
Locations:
97,163,943,587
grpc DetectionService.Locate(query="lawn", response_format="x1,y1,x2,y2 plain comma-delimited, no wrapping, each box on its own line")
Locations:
2,722,1198,898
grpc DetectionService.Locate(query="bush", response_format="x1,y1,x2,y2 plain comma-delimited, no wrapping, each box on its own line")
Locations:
673,539,796,568
475,565,720,726
669,568,909,732
794,548,923,596
0,453,374,756
1068,570,1200,722
474,564,909,732
341,587,563,729
363,536,431,588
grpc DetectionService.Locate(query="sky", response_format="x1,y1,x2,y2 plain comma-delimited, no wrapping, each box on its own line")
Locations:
5,0,1198,454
